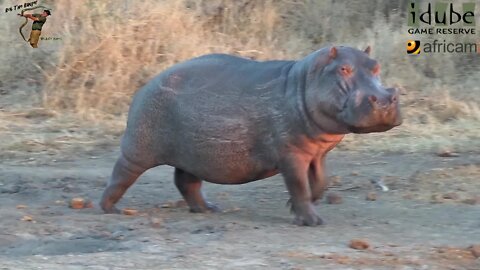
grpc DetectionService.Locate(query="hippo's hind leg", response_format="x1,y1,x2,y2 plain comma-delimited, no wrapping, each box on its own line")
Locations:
174,168,219,213
100,154,150,213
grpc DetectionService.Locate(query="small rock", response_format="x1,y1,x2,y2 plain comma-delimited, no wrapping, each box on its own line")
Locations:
21,215,34,222
436,150,460,157
160,201,175,208
366,192,377,201
111,231,125,240
442,192,459,200
326,193,343,204
0,185,21,194
122,208,138,216
470,245,480,258
329,176,342,187
150,217,162,228
351,171,359,176
16,204,27,209
370,178,389,191
225,207,241,213
70,198,85,209
462,197,480,205
349,239,370,250
83,200,94,209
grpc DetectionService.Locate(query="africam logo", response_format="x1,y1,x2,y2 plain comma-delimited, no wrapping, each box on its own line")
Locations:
407,39,479,54
406,40,421,54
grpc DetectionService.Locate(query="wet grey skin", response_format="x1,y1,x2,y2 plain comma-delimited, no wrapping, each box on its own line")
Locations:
100,46,402,226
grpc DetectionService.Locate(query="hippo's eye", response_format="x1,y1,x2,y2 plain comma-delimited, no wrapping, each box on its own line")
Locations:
372,63,381,76
339,65,353,76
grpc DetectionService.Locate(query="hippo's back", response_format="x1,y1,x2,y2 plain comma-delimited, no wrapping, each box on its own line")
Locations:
154,54,292,96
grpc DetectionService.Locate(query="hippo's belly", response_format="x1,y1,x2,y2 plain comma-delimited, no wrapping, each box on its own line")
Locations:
163,103,279,183
169,139,279,184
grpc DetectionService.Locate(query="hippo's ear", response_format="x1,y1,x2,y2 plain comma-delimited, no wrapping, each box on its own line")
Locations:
364,46,372,55
329,47,338,59
313,46,338,72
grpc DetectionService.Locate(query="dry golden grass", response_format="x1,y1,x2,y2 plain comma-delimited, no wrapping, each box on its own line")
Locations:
0,0,479,155
41,0,295,116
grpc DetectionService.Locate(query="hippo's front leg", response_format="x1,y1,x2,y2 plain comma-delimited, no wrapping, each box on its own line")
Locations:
309,141,342,203
281,156,323,226
308,155,327,203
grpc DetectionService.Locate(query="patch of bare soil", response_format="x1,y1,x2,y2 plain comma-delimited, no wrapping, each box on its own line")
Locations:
398,164,480,204
0,150,479,269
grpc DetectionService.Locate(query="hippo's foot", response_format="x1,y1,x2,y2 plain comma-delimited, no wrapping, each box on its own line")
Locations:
102,206,122,214
100,202,121,214
174,168,220,214
189,201,220,213
293,212,323,226
100,154,147,215
288,200,324,226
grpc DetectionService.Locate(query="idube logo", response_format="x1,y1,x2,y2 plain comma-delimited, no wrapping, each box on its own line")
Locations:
406,1,477,54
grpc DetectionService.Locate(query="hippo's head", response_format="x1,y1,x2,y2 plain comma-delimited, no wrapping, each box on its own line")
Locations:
304,46,402,134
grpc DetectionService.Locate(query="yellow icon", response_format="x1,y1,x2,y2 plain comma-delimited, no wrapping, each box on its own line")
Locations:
407,40,421,54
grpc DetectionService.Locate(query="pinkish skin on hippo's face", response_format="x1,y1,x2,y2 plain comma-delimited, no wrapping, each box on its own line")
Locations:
305,46,402,134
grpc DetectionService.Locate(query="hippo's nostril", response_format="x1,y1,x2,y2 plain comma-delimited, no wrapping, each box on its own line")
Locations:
368,95,377,104
386,88,399,104
391,95,397,103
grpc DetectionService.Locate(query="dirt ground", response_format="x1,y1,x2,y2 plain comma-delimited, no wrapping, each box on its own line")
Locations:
0,146,479,269
1,1,479,268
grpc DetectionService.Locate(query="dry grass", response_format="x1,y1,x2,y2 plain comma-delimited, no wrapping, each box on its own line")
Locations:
0,0,479,155
41,0,296,116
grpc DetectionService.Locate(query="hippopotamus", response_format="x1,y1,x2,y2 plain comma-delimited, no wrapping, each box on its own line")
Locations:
100,46,402,226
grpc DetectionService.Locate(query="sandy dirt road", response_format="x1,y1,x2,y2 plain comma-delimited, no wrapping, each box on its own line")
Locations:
0,150,479,269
